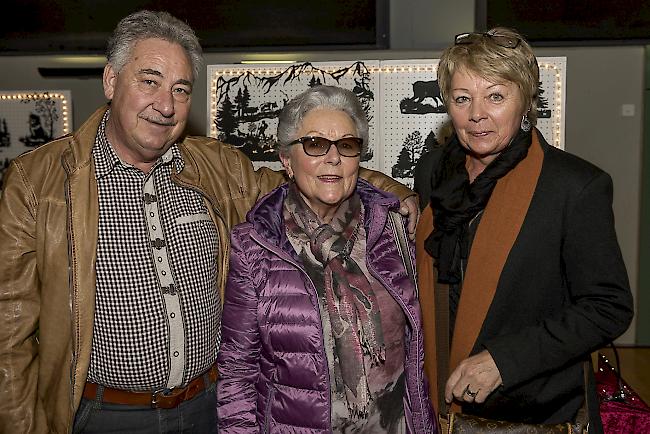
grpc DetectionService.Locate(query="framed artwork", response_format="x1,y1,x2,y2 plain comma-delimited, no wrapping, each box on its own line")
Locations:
207,58,566,187
0,91,72,189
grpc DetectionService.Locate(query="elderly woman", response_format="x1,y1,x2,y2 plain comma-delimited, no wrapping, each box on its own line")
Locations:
414,27,634,431
217,85,435,433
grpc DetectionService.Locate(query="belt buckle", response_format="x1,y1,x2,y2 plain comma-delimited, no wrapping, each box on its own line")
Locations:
151,388,171,408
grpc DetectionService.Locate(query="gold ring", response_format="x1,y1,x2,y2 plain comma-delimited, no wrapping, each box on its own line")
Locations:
464,385,478,398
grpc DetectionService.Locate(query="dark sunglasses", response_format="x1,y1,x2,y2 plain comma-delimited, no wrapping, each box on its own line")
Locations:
454,32,521,49
289,136,363,157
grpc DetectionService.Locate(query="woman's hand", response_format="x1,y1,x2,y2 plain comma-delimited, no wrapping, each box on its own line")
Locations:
445,350,502,404
399,196,420,239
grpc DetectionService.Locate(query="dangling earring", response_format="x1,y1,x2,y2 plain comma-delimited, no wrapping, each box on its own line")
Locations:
521,113,532,132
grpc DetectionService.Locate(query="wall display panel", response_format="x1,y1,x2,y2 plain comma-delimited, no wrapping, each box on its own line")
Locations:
208,58,565,187
0,91,72,189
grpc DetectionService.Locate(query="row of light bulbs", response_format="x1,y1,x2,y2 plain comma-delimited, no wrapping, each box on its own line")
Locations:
0,92,71,135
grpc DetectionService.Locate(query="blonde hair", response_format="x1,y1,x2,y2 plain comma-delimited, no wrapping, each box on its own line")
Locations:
437,27,539,125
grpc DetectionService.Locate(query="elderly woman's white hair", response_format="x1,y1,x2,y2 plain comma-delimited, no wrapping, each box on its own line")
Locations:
276,85,370,157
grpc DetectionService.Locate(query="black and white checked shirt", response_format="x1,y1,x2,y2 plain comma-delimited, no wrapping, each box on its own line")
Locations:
87,111,221,390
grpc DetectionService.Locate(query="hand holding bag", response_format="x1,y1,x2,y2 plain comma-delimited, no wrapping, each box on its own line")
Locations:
434,279,588,433
390,211,585,433
391,210,589,433
407,210,589,432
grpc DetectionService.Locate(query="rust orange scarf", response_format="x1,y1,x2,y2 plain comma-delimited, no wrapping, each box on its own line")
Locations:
416,131,545,413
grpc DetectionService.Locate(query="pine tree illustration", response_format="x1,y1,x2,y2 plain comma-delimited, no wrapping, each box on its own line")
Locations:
392,147,412,178
537,82,549,111
216,94,238,141
392,131,424,178
34,97,58,138
424,131,439,151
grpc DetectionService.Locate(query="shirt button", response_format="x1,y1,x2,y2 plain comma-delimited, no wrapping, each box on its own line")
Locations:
173,351,179,357
162,270,167,276
170,312,175,318
157,257,162,262
150,212,155,217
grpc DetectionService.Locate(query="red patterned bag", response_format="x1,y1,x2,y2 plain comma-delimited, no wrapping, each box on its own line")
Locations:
595,349,650,434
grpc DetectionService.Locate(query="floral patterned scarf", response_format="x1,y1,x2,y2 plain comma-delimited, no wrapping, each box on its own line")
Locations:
283,183,385,418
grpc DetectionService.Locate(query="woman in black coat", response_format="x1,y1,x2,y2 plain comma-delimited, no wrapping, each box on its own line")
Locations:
414,27,634,432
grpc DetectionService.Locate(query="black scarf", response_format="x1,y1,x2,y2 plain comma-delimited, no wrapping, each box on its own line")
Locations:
424,129,533,284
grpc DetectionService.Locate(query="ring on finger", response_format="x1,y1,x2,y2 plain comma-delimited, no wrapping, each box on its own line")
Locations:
463,384,478,398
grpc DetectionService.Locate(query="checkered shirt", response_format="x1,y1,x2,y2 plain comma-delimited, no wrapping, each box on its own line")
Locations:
87,111,221,390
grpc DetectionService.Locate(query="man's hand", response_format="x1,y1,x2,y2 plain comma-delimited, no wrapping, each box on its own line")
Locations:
398,196,420,240
445,350,502,404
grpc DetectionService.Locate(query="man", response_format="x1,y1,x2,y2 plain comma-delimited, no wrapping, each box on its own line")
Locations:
0,10,417,433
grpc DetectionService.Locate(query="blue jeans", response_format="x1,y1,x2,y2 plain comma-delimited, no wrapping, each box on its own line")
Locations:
72,383,218,434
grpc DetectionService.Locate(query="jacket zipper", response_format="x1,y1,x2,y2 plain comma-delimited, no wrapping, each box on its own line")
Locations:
64,175,80,434
263,386,276,433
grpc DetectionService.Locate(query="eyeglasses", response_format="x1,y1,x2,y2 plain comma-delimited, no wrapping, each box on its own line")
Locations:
289,136,363,157
454,32,521,49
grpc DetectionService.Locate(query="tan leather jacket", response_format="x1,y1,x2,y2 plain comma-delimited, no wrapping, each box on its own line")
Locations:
0,106,412,433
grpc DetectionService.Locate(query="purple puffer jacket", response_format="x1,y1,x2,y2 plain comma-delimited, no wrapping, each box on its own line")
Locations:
217,179,436,433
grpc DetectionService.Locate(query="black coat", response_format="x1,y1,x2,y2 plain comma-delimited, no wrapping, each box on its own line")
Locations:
414,134,634,426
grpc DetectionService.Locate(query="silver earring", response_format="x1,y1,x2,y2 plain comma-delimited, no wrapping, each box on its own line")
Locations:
521,114,532,132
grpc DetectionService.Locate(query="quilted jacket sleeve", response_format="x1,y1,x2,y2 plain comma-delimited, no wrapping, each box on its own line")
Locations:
217,225,263,433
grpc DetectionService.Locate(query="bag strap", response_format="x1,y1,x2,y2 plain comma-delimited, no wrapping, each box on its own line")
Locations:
434,274,450,417
601,342,627,403
390,210,449,420
575,361,591,433
389,211,418,297
609,342,625,398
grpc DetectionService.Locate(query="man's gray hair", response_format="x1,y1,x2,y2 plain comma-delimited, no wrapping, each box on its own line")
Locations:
276,85,370,157
106,10,203,82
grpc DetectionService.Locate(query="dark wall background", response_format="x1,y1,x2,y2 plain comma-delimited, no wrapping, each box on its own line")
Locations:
479,0,650,44
1,0,387,53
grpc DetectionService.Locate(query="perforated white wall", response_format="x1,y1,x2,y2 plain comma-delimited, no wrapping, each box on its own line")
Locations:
208,58,566,186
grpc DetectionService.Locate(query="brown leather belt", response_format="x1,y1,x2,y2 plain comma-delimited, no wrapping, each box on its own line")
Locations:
82,364,218,409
